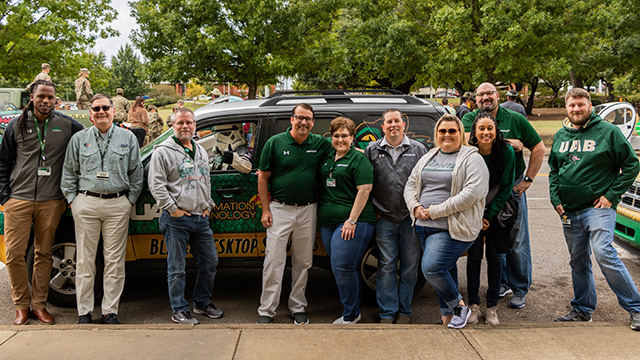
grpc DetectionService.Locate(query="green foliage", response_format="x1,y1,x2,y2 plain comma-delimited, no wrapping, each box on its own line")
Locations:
112,44,147,99
131,0,340,98
0,0,118,80
51,51,113,102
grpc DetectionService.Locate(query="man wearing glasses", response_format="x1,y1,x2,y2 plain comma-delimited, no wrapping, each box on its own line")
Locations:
257,103,333,324
461,82,545,310
61,94,143,325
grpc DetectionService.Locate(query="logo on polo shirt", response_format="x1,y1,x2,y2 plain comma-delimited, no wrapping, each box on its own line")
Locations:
337,164,348,167
283,151,290,155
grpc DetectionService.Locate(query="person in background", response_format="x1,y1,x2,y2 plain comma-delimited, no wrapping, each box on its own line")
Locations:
319,117,376,324
128,96,149,148
500,89,527,118
466,112,515,326
404,114,489,329
144,104,165,146
442,98,456,116
74,68,93,110
112,88,131,126
456,92,476,120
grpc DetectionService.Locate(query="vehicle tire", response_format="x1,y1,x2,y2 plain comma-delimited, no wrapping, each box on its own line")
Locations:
26,241,104,308
359,243,426,303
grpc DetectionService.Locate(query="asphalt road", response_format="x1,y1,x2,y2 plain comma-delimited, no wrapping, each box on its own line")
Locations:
2,155,640,326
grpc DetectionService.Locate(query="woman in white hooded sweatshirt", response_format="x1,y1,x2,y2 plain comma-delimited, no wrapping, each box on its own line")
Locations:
404,114,489,329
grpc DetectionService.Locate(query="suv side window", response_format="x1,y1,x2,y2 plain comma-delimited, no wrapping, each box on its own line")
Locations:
197,121,259,172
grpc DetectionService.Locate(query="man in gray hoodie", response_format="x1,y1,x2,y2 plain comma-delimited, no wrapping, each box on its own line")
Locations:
148,108,224,324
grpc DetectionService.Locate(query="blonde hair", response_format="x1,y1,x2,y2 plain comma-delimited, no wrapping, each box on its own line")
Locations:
434,114,467,148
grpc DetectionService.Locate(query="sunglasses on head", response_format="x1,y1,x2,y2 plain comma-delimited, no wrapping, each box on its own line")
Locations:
438,128,458,135
91,105,112,112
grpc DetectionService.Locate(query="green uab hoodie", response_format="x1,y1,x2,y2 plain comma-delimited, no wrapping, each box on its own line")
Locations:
548,111,639,213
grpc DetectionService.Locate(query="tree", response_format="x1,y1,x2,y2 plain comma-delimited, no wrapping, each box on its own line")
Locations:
0,0,117,80
112,44,147,99
131,0,340,99
55,51,113,102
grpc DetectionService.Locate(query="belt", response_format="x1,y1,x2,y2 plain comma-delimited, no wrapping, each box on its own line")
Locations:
271,198,316,207
82,190,128,199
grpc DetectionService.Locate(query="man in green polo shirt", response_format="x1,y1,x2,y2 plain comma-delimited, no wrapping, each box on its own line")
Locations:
257,103,333,324
461,82,545,310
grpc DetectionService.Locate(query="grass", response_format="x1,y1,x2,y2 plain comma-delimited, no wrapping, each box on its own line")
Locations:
530,120,563,138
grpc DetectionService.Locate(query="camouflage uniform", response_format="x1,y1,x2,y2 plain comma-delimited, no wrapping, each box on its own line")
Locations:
74,74,93,110
144,110,164,146
34,71,51,82
112,95,131,125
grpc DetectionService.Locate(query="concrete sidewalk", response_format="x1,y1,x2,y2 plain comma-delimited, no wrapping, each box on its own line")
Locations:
0,322,638,360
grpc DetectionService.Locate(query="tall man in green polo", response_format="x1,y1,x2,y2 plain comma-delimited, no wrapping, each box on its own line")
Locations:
461,82,545,309
257,103,332,324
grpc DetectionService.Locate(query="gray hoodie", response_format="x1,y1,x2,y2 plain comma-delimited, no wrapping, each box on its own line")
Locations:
148,137,215,215
404,145,489,242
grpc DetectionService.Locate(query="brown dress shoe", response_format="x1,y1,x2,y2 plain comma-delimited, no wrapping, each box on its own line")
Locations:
32,308,55,325
14,309,29,325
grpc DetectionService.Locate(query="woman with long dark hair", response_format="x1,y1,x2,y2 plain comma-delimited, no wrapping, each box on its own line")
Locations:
128,96,149,147
466,112,515,325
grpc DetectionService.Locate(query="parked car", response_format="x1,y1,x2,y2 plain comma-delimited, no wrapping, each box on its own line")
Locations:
206,95,244,106
434,90,459,98
0,90,446,306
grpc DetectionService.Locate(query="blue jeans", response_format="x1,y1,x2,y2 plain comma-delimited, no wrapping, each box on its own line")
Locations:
500,177,532,296
375,218,421,319
416,226,473,316
159,210,219,313
321,222,374,321
562,207,640,315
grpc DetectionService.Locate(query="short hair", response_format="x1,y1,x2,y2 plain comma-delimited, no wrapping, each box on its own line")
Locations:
382,108,403,121
330,116,356,137
174,107,195,120
565,88,591,102
442,98,449,105
292,103,314,117
90,93,113,106
434,114,468,148
177,99,184,105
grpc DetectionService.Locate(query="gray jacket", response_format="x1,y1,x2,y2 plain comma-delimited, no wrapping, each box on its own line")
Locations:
148,137,215,215
404,146,489,242
0,111,83,204
365,136,427,223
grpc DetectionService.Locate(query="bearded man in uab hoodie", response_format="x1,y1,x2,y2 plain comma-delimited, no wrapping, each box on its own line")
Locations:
549,87,640,331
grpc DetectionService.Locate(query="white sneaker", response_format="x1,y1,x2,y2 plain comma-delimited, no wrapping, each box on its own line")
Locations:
333,314,362,324
485,307,500,326
468,304,480,324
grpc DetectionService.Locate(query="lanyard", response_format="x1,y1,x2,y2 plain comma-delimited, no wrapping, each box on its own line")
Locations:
33,116,49,162
94,128,113,170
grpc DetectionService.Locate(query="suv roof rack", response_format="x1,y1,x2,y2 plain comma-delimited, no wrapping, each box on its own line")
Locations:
261,89,425,107
268,89,405,97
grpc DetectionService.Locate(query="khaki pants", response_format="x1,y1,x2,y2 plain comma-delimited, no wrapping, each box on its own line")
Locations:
71,194,131,316
258,202,316,317
4,198,66,310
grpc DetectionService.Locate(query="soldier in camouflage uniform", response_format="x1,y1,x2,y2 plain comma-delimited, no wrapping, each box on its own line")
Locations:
74,68,93,110
144,105,164,146
112,88,131,126
26,63,51,89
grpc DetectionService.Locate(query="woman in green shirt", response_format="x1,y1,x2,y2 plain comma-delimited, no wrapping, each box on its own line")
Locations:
318,117,376,324
466,112,516,326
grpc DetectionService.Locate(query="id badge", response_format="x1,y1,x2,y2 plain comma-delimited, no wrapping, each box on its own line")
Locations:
326,178,336,187
184,160,195,168
37,167,51,176
561,214,571,227
96,171,110,180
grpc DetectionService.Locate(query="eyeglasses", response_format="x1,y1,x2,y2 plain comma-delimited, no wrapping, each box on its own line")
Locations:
438,128,459,135
475,91,497,98
292,115,314,122
332,133,351,139
91,105,112,112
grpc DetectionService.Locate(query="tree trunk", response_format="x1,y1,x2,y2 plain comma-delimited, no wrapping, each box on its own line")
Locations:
606,81,615,102
570,70,583,88
525,77,538,115
552,87,560,108
248,80,257,99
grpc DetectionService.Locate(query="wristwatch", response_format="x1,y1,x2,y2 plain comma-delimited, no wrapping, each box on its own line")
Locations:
348,218,356,225
524,176,533,182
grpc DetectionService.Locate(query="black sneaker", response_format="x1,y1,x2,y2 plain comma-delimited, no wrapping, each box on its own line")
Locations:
554,309,592,322
78,313,92,324
630,312,640,331
193,303,224,319
257,315,273,324
172,311,199,325
292,312,309,325
102,313,120,324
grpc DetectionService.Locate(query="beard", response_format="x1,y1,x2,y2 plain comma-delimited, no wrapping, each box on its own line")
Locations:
175,129,194,142
568,112,590,127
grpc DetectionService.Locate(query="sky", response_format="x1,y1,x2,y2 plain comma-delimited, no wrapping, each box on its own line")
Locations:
92,0,139,61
